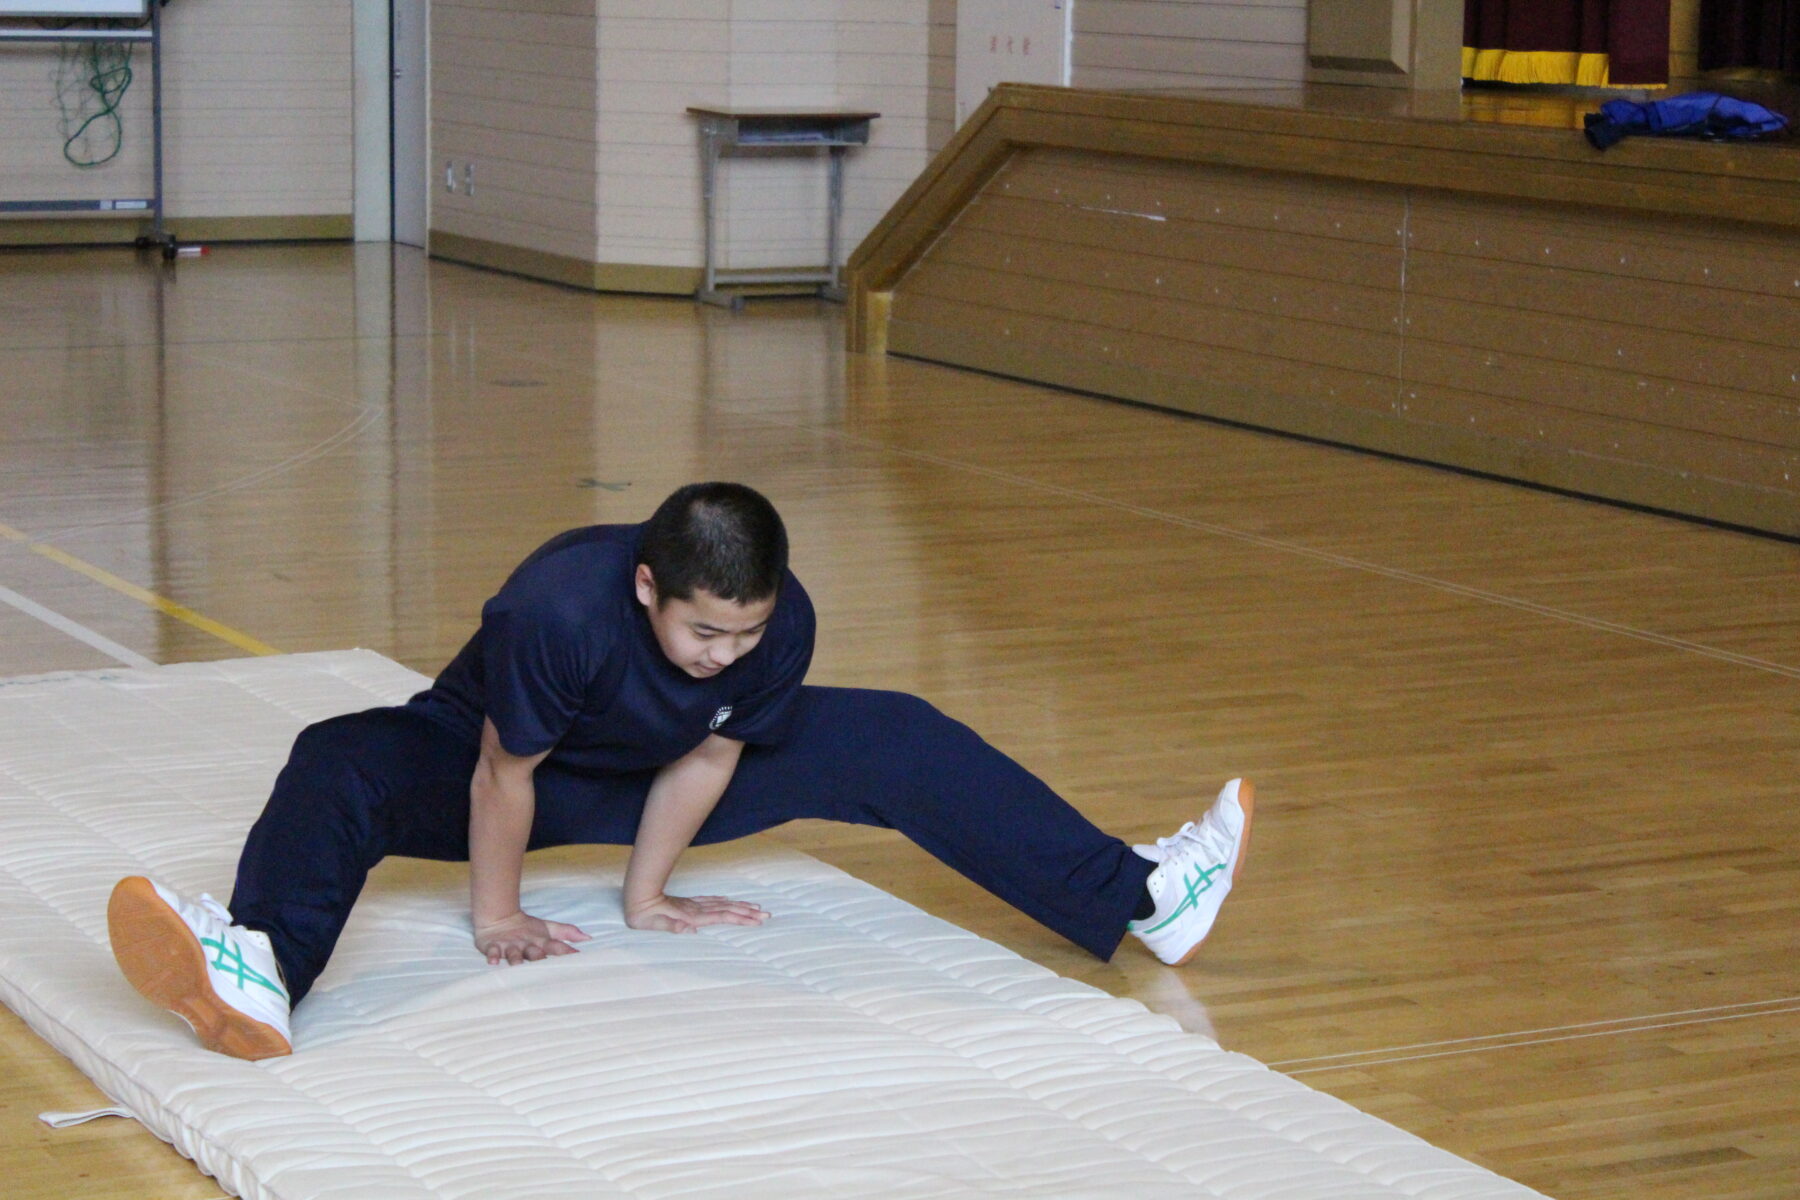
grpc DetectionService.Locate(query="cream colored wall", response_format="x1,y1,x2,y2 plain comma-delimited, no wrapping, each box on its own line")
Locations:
593,2,934,273
431,0,598,264
835,5,934,270
592,1,718,270
1073,0,1307,90
928,0,957,151
0,0,352,218
428,0,1312,282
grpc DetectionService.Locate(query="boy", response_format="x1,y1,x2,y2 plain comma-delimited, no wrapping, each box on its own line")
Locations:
108,482,1253,1060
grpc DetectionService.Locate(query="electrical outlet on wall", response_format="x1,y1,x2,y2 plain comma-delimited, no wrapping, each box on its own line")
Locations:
440,161,476,197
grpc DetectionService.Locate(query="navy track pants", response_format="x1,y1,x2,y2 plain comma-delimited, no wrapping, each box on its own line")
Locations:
231,686,1155,1003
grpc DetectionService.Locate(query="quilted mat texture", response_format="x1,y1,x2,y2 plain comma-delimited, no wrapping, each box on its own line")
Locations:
0,651,1550,1198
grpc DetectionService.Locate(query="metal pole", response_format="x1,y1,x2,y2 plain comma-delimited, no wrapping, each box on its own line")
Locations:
149,0,168,252
823,144,845,302
701,128,718,294
695,120,741,309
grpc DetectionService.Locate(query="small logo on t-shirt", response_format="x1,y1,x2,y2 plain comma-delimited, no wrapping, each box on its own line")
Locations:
709,705,733,730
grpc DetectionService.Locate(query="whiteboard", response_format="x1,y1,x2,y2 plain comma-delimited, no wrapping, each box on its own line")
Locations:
0,1,149,15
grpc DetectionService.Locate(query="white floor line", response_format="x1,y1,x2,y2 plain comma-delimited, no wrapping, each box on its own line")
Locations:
750,413,1800,682
30,350,381,544
31,405,381,543
0,583,155,669
1282,1002,1800,1075
1269,995,1800,1068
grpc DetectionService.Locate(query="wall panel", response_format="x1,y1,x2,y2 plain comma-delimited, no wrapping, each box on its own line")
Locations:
0,0,351,227
1073,0,1306,90
585,2,931,274
927,0,956,151
431,0,598,264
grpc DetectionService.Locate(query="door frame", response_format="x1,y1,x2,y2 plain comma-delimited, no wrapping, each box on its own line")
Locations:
389,0,428,247
352,0,392,242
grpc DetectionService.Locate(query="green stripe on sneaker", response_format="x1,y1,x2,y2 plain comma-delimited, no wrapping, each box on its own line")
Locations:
1139,862,1227,934
201,936,285,997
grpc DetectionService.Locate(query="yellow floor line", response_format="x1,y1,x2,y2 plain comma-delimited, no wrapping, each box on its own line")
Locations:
0,521,280,657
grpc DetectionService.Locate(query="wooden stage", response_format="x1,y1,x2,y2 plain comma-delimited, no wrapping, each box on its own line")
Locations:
0,241,1795,1198
848,82,1800,537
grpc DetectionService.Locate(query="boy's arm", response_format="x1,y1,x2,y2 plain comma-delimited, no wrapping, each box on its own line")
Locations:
469,717,592,964
622,733,770,933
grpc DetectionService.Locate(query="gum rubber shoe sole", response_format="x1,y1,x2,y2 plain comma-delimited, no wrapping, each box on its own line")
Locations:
1170,778,1255,967
107,876,291,1061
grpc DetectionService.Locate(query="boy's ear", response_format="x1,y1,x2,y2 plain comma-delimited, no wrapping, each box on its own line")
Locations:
633,563,658,609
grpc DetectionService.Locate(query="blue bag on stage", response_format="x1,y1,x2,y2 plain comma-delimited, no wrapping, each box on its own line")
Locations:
1584,92,1789,150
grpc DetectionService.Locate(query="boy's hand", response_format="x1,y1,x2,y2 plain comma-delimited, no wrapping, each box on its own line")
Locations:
624,893,769,935
473,911,591,965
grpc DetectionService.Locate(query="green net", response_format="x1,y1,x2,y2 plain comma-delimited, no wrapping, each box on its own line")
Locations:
53,29,136,168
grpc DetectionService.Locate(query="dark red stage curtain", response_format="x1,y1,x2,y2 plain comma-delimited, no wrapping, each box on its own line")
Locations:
1700,0,1800,71
1464,0,1670,85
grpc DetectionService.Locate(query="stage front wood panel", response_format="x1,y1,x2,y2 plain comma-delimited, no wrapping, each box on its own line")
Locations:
852,86,1800,537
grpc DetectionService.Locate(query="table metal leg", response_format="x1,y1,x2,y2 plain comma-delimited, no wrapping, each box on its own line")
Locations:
820,145,846,303
696,130,743,309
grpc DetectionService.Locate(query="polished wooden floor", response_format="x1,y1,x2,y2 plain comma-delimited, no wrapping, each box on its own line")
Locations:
1,244,1795,1199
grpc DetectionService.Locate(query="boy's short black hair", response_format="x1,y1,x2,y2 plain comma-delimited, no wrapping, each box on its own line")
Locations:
637,482,788,606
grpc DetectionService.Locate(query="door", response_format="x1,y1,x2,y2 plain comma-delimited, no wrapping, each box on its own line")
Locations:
391,0,428,247
954,0,1072,129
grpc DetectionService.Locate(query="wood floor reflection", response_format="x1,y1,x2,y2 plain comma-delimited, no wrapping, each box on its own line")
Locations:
1,244,1795,1199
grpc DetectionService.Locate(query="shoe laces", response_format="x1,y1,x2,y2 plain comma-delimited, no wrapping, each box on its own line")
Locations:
1150,811,1235,866
197,892,234,928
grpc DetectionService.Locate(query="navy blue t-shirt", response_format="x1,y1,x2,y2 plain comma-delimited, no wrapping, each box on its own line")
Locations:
407,524,815,773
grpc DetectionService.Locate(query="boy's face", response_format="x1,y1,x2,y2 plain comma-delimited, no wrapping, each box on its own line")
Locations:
634,564,776,679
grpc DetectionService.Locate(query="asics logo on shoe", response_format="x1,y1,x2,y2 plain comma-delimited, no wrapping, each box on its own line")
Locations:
1140,862,1227,934
203,936,286,998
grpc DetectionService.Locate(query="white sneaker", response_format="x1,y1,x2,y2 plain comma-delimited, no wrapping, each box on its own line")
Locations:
1128,778,1255,966
107,876,292,1060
